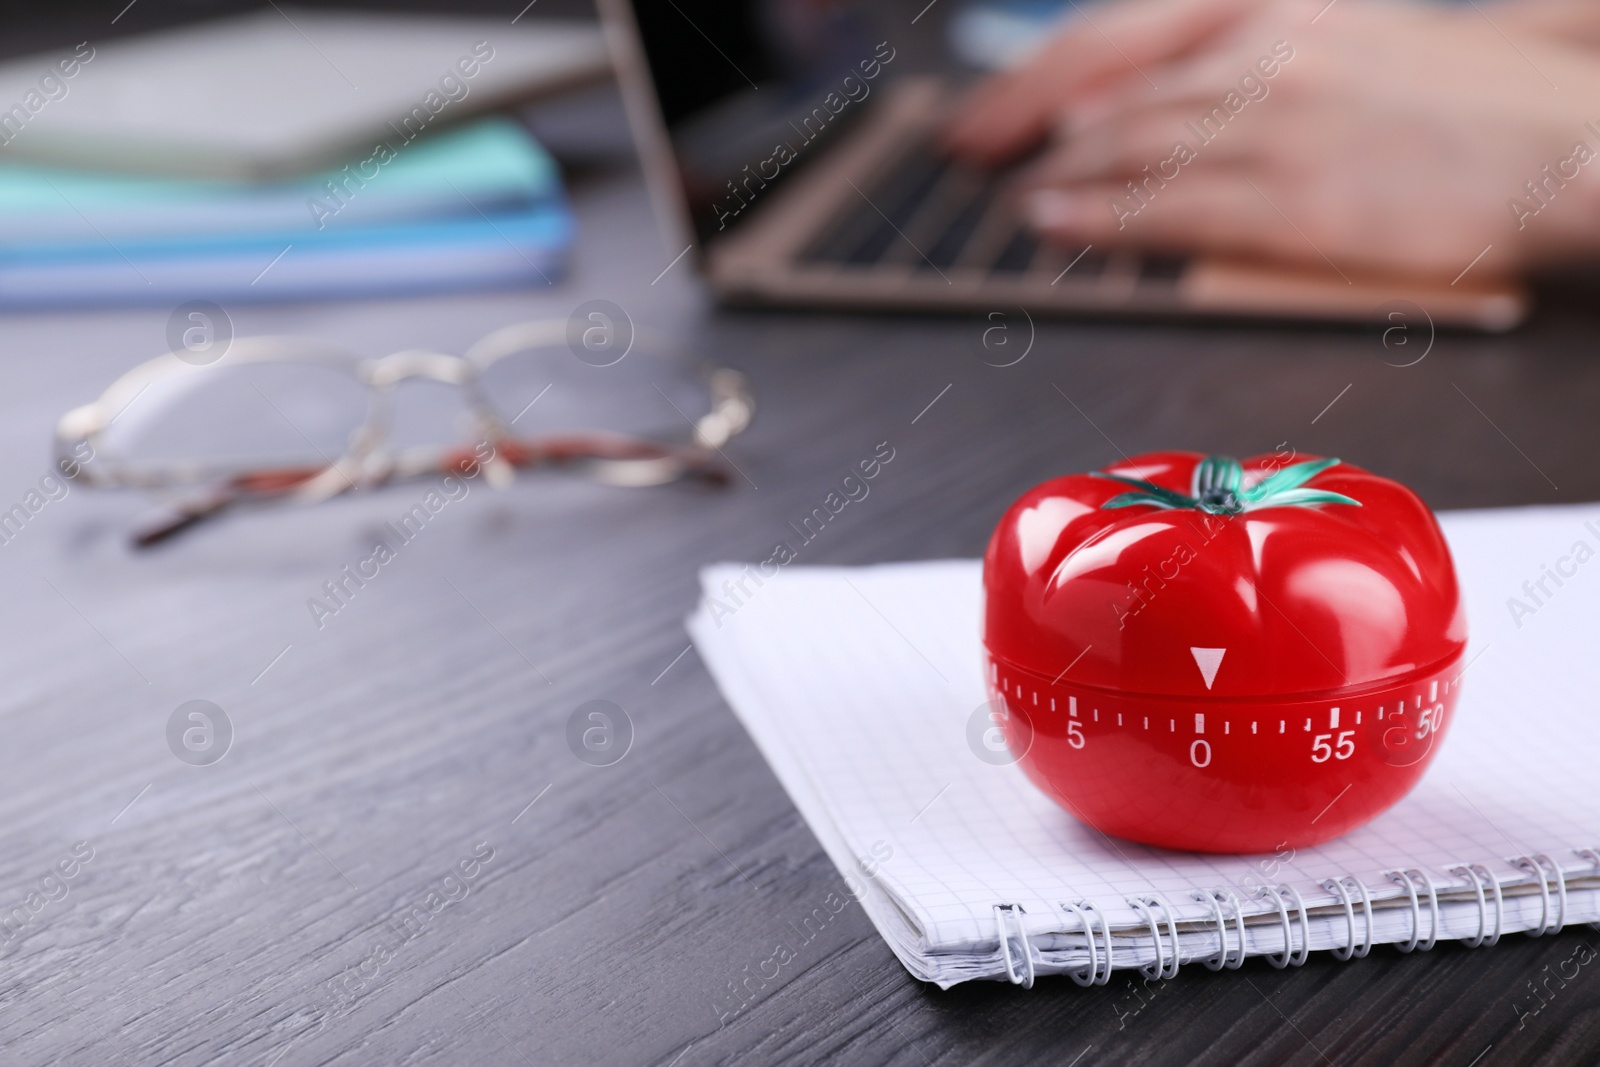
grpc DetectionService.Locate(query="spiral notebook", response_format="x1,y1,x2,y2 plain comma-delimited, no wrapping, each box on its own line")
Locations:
686,502,1600,987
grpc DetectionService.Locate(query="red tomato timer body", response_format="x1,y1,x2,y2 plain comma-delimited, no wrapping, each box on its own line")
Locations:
982,451,1466,853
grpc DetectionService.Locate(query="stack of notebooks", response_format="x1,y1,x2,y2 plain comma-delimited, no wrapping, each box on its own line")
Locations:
0,11,606,307
0,116,571,306
688,502,1600,986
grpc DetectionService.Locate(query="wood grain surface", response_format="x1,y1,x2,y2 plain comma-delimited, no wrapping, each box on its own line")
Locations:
2,51,1600,1067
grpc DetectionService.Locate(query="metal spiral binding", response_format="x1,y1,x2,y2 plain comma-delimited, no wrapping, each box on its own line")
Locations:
1386,869,1440,952
1322,875,1375,960
1129,895,1181,980
993,847,1598,985
1192,888,1246,970
1512,854,1567,936
1574,849,1600,932
1449,864,1504,948
993,904,1035,988
1256,885,1311,968
1060,900,1112,986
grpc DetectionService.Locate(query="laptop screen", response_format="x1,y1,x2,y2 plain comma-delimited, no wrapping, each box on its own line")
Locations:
615,0,895,244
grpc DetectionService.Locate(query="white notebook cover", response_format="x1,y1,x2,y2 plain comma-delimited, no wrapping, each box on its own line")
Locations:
687,503,1600,987
0,12,608,177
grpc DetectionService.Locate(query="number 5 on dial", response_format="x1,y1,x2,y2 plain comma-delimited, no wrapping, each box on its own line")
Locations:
1067,719,1085,749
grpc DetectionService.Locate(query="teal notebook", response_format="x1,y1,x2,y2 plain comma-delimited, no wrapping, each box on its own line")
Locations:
0,117,572,305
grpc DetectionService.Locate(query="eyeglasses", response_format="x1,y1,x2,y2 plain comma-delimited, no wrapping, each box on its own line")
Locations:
56,319,754,546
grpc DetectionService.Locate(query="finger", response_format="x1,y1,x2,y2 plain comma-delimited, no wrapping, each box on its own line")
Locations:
1024,174,1316,266
942,0,1266,165
1023,105,1266,186
1028,33,1305,186
1060,30,1304,138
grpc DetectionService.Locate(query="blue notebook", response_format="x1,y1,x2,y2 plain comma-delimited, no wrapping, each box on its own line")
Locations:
0,117,572,306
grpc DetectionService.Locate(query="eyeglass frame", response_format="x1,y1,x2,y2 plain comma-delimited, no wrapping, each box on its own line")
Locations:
55,319,754,541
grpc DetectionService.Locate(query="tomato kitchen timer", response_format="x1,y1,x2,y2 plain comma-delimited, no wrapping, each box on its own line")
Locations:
982,452,1467,853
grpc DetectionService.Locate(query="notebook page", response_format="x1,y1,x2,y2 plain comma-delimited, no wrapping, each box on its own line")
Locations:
688,503,1600,982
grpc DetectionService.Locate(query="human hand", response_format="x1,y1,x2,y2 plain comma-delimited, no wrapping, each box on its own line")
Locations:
1015,0,1600,278
943,0,1271,165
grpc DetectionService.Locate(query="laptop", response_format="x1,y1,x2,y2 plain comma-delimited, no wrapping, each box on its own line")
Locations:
597,0,1525,330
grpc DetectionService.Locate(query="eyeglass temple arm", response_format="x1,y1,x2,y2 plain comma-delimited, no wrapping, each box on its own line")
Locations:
133,465,332,546
133,429,733,546
129,369,754,546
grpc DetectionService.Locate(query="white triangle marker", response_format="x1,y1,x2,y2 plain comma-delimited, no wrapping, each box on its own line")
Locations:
1190,647,1226,690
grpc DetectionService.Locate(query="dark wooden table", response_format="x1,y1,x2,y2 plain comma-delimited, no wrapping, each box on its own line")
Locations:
3,70,1600,1067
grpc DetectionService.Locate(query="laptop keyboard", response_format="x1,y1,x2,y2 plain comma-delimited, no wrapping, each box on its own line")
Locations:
807,151,947,265
801,143,1187,289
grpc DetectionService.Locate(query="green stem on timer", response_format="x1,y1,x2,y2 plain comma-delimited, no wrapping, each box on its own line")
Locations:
1093,455,1361,516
